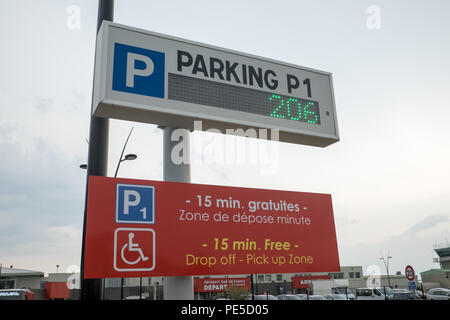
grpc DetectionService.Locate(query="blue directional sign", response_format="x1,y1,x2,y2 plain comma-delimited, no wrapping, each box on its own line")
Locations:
408,281,416,291
116,184,155,224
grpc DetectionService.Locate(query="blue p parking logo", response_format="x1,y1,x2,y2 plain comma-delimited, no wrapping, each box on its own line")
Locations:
112,43,165,98
116,184,155,224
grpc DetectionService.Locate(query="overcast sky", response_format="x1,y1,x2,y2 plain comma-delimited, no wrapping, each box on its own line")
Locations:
0,0,449,278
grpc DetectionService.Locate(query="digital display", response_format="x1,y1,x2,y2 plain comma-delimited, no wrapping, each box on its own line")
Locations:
168,73,320,125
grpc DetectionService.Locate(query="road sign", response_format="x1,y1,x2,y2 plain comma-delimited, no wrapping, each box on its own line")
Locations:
84,176,340,278
113,227,155,272
194,277,250,293
405,265,415,281
93,22,339,147
408,281,416,291
116,184,155,224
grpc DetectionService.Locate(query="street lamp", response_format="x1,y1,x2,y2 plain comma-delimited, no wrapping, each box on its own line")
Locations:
114,127,136,178
114,127,136,300
124,153,137,161
80,127,137,178
114,153,137,177
80,153,137,175
114,150,138,300
380,253,392,287
80,127,137,300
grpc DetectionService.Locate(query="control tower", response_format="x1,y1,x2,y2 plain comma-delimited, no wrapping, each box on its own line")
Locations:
433,242,450,269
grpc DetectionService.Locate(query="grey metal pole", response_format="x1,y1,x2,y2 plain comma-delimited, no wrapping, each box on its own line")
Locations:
80,0,113,301
162,127,193,300
386,257,391,287
251,274,255,300
120,278,124,300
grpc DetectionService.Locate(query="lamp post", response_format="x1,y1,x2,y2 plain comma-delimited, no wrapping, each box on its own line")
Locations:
80,127,136,300
114,153,137,177
80,0,113,301
117,152,137,300
380,253,392,288
80,153,136,175
114,127,136,301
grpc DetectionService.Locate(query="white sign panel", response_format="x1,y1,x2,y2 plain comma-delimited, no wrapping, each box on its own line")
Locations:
93,22,339,147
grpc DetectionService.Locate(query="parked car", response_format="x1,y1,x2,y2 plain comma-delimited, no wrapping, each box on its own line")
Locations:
324,294,347,300
309,295,326,300
0,289,34,300
356,287,393,300
243,294,277,300
392,289,418,300
333,288,356,300
124,293,150,300
253,294,277,300
276,294,302,300
295,294,308,300
427,288,450,300
415,290,427,300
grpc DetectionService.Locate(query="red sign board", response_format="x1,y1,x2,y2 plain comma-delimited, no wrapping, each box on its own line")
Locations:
291,275,331,289
194,277,251,293
405,265,415,281
84,176,340,278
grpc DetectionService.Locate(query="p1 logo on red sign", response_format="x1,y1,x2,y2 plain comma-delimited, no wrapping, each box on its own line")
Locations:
116,184,155,224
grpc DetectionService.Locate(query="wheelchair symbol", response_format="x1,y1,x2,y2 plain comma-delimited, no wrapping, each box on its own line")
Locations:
114,227,155,272
121,232,149,265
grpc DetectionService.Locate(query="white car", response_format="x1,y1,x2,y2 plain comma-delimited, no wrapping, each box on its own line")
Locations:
308,295,326,300
333,288,355,300
276,294,301,300
253,294,277,300
427,288,450,300
355,287,393,300
242,294,277,300
324,294,347,300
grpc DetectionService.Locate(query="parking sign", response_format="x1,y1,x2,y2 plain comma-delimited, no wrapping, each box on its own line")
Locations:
114,227,156,272
85,176,340,279
116,184,155,224
112,43,165,98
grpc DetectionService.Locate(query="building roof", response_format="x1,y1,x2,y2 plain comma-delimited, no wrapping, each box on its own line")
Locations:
0,267,44,277
362,274,411,279
435,248,450,258
433,242,450,250
44,273,77,283
420,269,450,276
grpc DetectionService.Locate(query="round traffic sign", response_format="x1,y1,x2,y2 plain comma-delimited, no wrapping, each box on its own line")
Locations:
405,265,415,281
